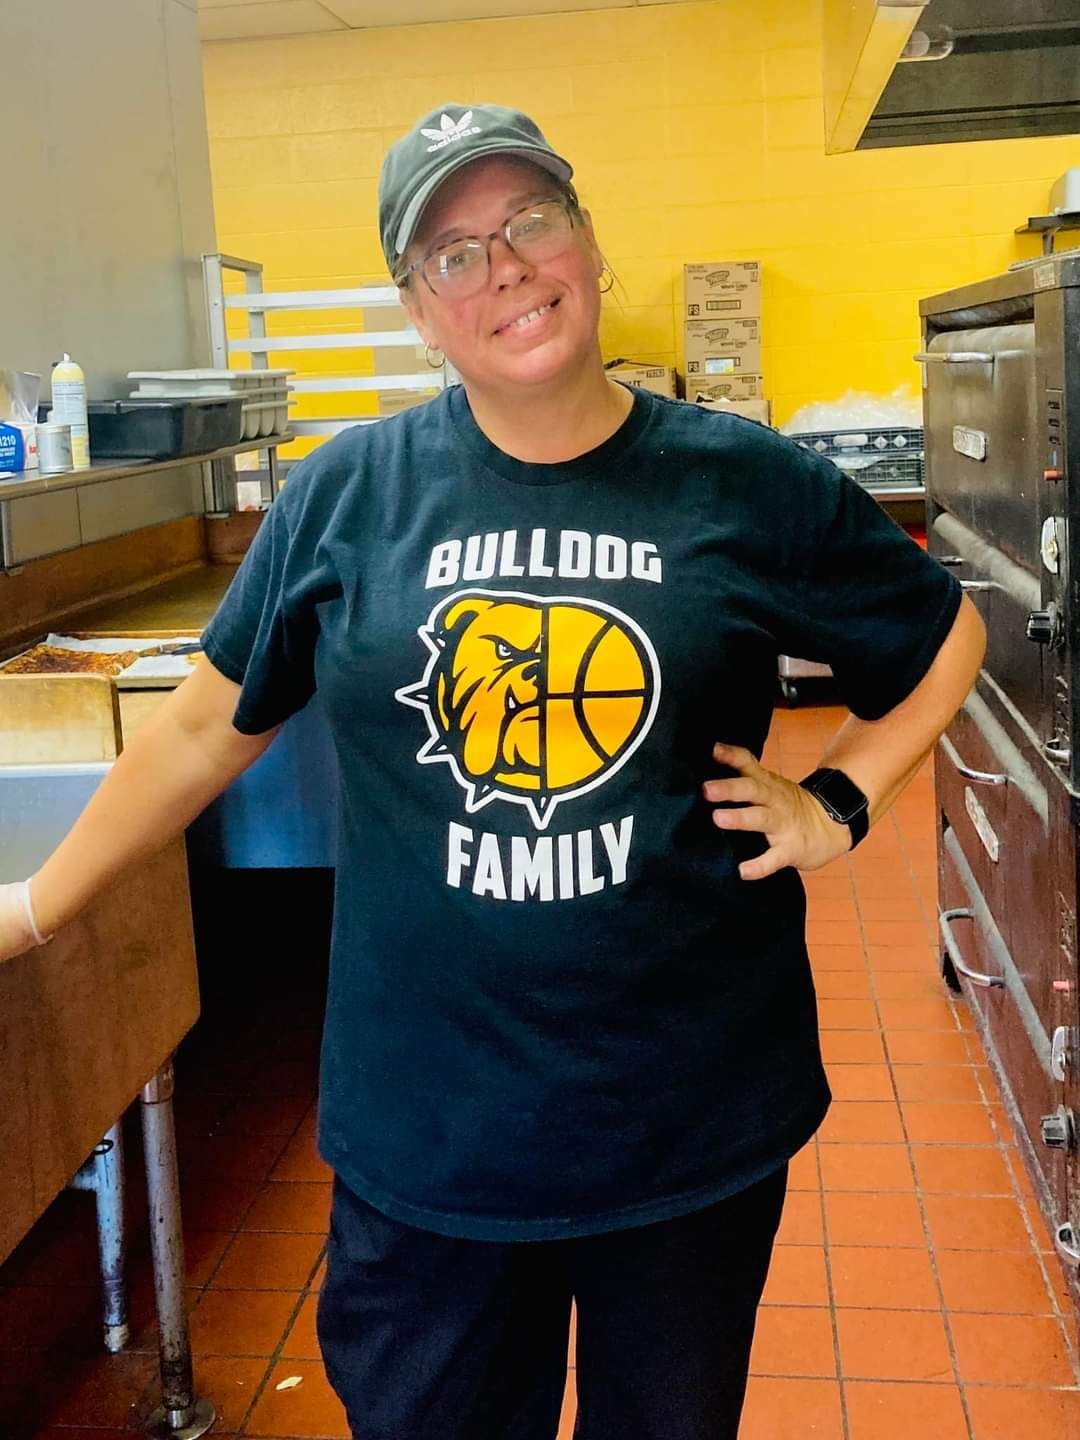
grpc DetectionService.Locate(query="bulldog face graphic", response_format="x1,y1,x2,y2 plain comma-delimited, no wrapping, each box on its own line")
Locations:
434,595,544,786
396,590,660,829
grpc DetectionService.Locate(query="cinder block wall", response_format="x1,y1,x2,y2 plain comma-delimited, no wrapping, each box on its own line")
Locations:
201,0,1075,442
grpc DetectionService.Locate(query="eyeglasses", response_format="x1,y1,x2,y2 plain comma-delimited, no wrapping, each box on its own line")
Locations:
396,198,576,299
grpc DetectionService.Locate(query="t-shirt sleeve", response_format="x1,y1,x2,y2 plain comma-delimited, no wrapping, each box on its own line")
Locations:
765,440,962,722
201,473,323,735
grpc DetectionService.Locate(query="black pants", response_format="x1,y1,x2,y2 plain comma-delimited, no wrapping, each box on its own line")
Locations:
317,1164,787,1440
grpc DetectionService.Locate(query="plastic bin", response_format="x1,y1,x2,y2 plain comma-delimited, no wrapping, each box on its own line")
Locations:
86,398,243,459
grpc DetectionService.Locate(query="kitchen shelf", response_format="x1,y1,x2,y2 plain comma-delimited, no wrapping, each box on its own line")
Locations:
0,433,292,505
1015,211,1080,255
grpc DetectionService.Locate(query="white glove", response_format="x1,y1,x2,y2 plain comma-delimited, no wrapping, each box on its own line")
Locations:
0,879,52,963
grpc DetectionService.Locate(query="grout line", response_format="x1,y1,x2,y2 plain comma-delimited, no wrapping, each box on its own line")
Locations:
813,1134,851,1440
233,1242,329,1438
748,1370,1080,1389
760,1295,1061,1317
847,833,980,1440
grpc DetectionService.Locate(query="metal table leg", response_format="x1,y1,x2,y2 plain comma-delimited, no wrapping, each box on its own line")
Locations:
207,456,238,516
70,1121,130,1353
141,1062,215,1440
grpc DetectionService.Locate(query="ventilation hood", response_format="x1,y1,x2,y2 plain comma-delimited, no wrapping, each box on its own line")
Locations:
861,0,1080,148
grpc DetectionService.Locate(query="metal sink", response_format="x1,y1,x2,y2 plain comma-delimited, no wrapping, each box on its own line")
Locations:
0,763,109,881
1,692,339,882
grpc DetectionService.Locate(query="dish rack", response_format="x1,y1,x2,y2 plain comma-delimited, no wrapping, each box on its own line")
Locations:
128,370,292,443
777,425,925,704
790,425,925,490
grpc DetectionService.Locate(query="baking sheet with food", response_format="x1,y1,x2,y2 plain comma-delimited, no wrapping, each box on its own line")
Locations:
0,633,203,687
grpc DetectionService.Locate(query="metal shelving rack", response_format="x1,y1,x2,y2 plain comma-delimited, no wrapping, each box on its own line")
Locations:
202,253,448,505
1015,212,1080,256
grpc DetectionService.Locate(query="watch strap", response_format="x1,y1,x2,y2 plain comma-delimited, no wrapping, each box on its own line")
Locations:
799,767,870,850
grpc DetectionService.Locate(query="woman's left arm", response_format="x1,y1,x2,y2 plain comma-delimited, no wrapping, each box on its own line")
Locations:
703,594,986,880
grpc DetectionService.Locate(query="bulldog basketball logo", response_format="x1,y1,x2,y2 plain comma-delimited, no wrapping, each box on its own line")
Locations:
396,590,660,829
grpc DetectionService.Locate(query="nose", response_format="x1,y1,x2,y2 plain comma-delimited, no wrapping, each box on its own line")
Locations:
521,660,540,685
489,233,532,289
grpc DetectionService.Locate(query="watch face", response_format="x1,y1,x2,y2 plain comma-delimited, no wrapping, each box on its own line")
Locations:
808,769,868,824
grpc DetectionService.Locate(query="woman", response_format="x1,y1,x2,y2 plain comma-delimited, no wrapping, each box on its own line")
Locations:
1,104,984,1439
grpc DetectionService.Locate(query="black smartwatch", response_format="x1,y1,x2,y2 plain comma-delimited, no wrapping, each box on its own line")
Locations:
799,768,870,850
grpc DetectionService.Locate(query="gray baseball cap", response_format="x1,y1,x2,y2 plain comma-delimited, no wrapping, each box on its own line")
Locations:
379,103,573,273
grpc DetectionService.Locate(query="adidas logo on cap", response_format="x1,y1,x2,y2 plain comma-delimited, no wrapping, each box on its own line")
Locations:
421,110,483,153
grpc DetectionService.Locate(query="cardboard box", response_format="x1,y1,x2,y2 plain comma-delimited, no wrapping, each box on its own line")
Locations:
374,343,427,377
366,304,427,380
378,387,439,418
0,421,36,475
608,363,676,397
684,261,761,321
683,374,764,402
684,318,761,378
692,396,771,425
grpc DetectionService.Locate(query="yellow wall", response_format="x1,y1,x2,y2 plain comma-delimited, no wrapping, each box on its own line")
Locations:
201,0,1077,435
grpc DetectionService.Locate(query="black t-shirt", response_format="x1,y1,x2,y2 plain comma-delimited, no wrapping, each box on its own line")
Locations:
202,384,961,1241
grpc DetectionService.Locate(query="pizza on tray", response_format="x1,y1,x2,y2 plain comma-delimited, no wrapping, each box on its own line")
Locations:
1,645,143,677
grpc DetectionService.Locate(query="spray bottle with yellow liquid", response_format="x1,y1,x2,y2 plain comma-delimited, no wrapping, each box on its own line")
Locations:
50,353,90,470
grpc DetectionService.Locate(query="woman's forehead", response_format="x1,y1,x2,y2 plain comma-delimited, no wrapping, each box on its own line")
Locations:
412,155,555,249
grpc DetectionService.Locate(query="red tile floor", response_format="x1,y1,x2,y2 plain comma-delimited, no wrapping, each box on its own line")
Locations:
2,703,1079,1439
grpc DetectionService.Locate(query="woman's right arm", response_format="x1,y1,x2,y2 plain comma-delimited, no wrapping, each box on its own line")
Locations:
0,656,279,962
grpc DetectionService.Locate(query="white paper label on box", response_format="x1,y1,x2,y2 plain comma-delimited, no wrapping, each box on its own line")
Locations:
1034,262,1056,290
687,299,744,317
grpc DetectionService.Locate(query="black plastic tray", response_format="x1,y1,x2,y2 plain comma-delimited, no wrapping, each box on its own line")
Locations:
86,398,243,459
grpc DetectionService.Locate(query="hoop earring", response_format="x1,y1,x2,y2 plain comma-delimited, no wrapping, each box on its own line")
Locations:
598,266,615,294
424,344,445,370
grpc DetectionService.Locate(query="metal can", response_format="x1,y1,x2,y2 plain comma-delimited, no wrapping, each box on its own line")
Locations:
36,422,73,474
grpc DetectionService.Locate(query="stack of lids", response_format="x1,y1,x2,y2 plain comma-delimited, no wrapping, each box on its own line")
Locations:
128,369,293,441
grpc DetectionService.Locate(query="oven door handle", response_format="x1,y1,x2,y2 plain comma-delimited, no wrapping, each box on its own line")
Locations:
1050,1026,1071,1084
959,579,994,592
939,907,1006,988
913,351,995,364
939,734,1007,787
1054,1223,1080,1267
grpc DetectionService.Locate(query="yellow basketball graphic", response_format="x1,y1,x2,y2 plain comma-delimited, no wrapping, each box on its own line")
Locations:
395,590,660,829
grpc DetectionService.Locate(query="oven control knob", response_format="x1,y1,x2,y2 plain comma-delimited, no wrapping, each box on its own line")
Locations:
1027,608,1060,646
1040,1106,1074,1149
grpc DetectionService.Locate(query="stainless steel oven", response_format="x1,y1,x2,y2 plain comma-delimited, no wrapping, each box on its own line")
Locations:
922,252,1080,1321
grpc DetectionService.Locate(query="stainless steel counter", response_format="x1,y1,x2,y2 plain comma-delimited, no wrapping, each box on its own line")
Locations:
0,435,291,570
0,435,291,505
74,562,237,631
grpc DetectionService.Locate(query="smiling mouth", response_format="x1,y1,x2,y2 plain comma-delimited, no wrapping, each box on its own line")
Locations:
494,298,560,336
